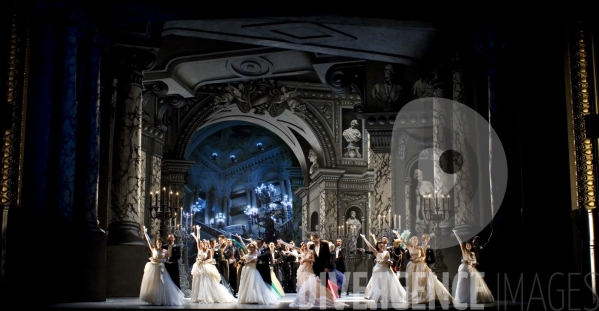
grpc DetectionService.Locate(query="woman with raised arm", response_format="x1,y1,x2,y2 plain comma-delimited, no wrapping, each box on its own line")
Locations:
189,225,236,303
139,226,185,306
393,230,453,304
278,239,348,308
452,229,494,304
360,234,407,303
236,242,280,305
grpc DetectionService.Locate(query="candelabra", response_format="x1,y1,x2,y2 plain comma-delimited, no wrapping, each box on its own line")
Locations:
421,193,452,280
374,210,402,247
149,187,181,239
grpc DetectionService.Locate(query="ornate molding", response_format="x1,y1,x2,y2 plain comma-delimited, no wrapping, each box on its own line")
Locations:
172,85,338,168
365,130,393,153
210,79,308,118
325,63,366,118
567,24,596,211
1,3,28,209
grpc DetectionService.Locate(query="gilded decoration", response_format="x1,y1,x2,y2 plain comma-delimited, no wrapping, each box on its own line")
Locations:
568,29,596,211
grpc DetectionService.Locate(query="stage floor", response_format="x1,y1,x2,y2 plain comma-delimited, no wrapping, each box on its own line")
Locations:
42,293,534,310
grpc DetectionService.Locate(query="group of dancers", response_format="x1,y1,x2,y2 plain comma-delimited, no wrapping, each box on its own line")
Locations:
138,224,495,306
359,229,495,305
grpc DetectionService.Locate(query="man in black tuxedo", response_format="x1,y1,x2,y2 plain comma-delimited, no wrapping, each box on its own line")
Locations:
255,238,272,286
214,234,234,288
164,233,181,289
227,238,240,297
309,233,331,287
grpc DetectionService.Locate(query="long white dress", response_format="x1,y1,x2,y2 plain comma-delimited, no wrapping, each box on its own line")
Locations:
364,251,407,303
139,248,186,306
236,252,280,305
405,248,453,304
295,250,314,291
190,249,237,303
289,250,349,309
454,251,495,304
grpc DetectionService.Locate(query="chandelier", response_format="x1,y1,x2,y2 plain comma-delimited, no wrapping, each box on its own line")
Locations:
210,212,226,228
255,183,277,205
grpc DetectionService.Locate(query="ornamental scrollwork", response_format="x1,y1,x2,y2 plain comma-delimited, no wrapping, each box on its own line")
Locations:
213,79,307,118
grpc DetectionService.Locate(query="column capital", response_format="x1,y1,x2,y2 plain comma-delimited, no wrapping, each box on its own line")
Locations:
161,159,195,186
108,46,158,88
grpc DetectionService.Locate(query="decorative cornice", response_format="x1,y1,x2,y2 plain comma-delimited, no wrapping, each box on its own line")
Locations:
142,112,166,139
339,193,368,201
365,130,393,153
309,168,345,189
294,187,310,199
161,159,196,186
337,159,368,166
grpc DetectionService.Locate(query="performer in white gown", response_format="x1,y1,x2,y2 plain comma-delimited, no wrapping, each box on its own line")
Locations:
236,242,280,305
394,230,453,304
279,240,349,309
189,225,237,303
452,229,495,304
360,234,407,303
139,226,185,306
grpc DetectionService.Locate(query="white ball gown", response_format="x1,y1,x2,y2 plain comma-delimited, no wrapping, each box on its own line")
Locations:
453,251,495,304
236,252,280,305
289,250,348,308
405,248,453,304
364,251,407,303
190,249,237,303
139,248,185,306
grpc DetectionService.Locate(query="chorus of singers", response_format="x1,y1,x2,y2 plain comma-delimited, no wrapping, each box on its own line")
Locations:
138,225,495,307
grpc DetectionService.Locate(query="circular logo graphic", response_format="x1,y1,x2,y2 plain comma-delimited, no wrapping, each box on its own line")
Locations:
391,97,508,248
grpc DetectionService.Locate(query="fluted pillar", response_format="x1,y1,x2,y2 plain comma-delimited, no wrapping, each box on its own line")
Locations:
105,46,157,297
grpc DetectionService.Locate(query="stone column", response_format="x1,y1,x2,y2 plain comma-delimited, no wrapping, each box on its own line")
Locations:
451,60,479,237
105,46,157,297
309,169,344,241
295,187,309,241
368,140,392,240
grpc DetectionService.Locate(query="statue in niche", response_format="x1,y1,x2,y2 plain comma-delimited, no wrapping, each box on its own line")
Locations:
414,168,434,222
345,210,362,254
343,119,362,158
372,64,402,111
308,149,319,175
